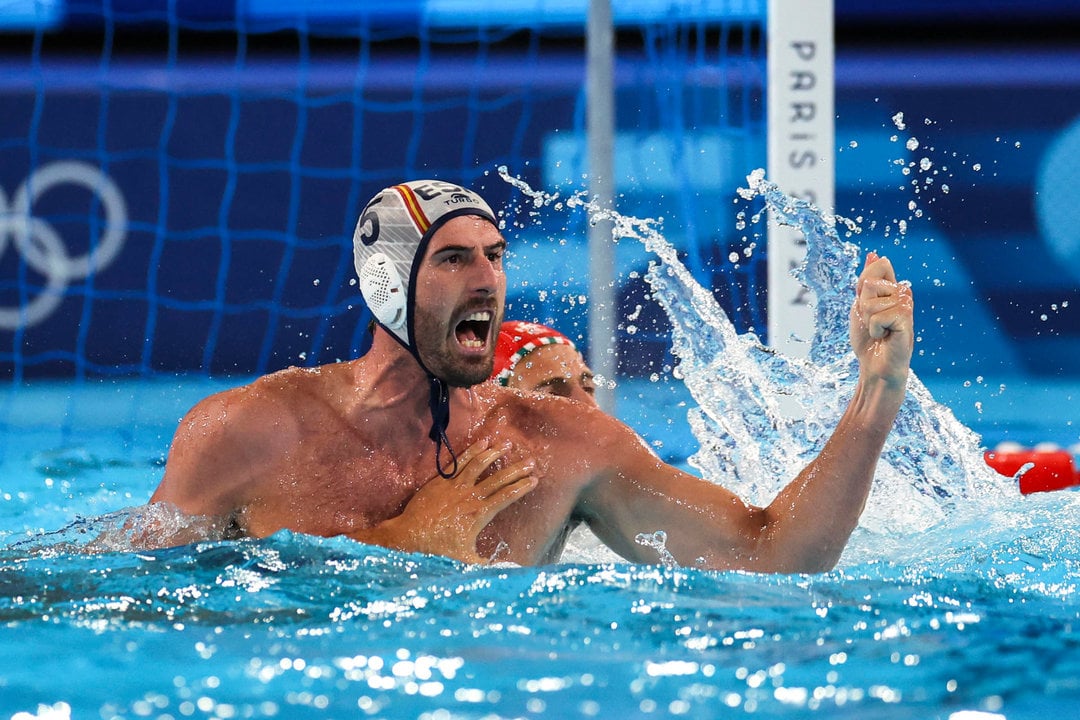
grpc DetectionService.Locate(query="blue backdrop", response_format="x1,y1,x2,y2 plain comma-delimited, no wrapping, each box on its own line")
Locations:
0,4,1076,387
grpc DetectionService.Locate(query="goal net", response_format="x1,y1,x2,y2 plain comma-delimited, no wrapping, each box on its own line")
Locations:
0,1,769,382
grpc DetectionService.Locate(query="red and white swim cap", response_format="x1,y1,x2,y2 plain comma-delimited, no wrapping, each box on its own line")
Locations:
492,320,577,386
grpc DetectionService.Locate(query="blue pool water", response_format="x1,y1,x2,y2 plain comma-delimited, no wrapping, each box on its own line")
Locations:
2,174,1079,720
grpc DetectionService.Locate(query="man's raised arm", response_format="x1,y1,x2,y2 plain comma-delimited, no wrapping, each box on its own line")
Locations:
577,252,913,573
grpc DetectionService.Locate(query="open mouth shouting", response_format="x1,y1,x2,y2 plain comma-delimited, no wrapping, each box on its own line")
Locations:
455,310,494,354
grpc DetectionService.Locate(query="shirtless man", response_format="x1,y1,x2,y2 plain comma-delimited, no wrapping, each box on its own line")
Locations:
146,179,914,572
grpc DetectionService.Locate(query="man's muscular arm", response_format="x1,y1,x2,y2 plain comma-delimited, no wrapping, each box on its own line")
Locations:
132,390,266,549
575,253,913,573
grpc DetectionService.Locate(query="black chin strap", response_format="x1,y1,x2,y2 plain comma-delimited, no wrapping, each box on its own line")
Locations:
427,376,458,478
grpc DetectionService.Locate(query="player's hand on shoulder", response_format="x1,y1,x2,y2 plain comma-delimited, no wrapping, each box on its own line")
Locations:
355,439,537,564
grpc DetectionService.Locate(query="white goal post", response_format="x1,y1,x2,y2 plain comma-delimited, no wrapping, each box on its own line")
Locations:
766,0,835,357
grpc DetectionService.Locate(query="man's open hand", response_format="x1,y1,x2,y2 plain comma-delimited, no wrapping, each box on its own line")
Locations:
351,440,537,563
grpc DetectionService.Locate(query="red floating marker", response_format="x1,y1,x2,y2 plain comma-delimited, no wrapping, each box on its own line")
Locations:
984,445,1080,495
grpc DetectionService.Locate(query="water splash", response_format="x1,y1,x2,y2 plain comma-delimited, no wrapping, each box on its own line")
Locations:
5,503,230,557
499,166,1019,564
634,529,678,568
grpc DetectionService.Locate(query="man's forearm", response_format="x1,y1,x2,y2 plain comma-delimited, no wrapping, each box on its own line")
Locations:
762,375,905,573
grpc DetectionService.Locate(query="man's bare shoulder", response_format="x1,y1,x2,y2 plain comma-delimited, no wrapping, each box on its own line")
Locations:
157,366,340,499
483,383,631,443
175,364,343,445
245,363,342,397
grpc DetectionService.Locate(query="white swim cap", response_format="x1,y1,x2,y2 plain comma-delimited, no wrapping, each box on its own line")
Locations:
353,180,497,352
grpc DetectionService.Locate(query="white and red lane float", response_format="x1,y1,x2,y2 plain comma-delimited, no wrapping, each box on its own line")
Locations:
984,442,1080,495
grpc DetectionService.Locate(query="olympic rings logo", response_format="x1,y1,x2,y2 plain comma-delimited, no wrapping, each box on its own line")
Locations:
0,161,127,330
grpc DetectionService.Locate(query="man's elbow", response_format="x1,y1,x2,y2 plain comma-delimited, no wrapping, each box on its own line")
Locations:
752,518,846,574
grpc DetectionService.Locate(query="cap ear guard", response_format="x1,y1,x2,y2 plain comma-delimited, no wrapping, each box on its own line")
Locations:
358,252,407,331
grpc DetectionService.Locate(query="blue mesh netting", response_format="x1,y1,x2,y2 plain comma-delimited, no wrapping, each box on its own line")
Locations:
0,2,766,382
